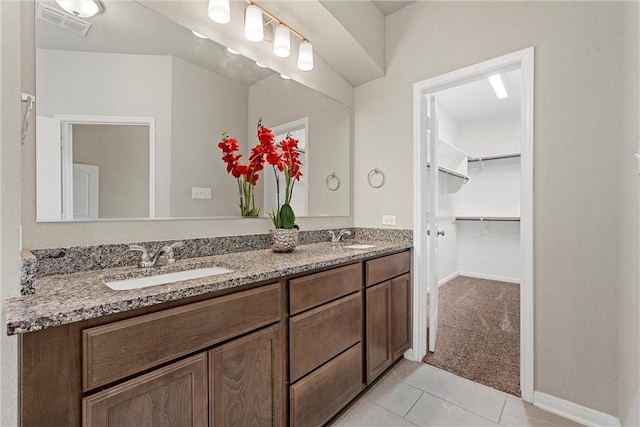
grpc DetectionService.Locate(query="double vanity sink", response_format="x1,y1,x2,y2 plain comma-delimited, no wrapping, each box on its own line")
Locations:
103,243,377,291
8,238,412,427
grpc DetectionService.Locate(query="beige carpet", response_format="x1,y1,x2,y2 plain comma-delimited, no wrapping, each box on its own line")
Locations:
424,275,521,396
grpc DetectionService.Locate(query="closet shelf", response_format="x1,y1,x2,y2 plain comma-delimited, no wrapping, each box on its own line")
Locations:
455,216,520,222
426,163,470,182
468,153,520,162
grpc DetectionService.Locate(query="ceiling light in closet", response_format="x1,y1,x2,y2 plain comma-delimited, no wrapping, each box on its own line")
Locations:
488,74,508,99
208,0,230,24
55,0,103,18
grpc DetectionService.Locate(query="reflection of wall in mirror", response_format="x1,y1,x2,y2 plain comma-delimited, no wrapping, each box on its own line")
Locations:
73,124,149,218
36,48,248,219
248,74,350,217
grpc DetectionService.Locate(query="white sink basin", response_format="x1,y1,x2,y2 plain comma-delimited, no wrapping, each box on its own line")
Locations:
105,267,233,291
343,244,376,250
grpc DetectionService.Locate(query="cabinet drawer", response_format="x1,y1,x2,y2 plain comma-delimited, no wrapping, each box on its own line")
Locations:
290,343,363,427
83,283,281,391
366,251,411,287
290,292,362,382
290,263,362,314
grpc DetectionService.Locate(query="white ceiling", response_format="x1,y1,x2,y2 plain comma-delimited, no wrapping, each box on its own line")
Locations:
371,1,414,16
436,69,522,123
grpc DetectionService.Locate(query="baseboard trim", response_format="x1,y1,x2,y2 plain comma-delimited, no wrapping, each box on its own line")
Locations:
458,271,521,284
533,391,620,427
438,272,459,287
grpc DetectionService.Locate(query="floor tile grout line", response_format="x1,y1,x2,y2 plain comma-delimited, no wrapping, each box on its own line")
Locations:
401,391,424,418
497,395,508,425
368,400,420,426
418,388,505,424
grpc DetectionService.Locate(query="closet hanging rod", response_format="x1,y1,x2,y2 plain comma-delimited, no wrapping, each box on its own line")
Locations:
468,153,521,162
455,216,520,222
426,164,469,182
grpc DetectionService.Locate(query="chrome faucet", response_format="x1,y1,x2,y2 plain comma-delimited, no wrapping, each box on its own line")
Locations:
129,242,184,268
329,229,352,244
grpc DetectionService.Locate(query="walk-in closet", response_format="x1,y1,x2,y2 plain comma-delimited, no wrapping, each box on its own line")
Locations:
424,69,522,396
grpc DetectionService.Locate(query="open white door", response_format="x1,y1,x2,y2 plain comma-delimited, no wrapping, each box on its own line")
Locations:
427,95,440,352
72,163,99,219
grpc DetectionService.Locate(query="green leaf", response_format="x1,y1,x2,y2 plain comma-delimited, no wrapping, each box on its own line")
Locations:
279,204,296,229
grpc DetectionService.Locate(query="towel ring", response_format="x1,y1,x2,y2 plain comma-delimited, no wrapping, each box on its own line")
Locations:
367,168,386,188
326,172,340,191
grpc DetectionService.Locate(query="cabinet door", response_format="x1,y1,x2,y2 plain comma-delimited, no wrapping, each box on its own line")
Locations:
210,325,283,427
366,281,392,384
82,353,207,427
390,273,412,360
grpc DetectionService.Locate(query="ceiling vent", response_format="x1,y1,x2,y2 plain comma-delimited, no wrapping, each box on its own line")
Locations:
37,3,91,37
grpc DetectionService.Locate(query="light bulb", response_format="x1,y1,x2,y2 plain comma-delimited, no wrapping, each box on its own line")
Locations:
56,0,102,18
244,5,264,42
208,0,230,24
297,40,313,71
273,25,291,58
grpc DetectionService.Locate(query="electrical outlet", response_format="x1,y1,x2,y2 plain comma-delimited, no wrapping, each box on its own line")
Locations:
192,187,212,199
382,215,396,226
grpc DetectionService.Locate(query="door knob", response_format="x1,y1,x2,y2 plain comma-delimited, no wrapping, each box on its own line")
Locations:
437,230,445,236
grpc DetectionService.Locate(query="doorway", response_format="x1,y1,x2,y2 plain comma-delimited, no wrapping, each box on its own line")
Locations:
411,48,534,401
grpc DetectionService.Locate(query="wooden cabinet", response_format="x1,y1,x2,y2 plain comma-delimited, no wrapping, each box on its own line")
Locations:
288,263,364,427
210,325,282,427
365,254,412,384
366,281,392,383
21,250,412,427
83,353,208,427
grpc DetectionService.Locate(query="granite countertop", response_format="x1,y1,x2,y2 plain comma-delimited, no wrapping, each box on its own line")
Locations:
5,241,411,335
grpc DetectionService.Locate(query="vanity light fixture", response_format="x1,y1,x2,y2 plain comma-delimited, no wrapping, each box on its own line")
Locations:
191,30,208,39
297,40,314,71
244,5,264,42
55,0,103,18
208,0,230,24
209,0,314,71
273,24,291,58
488,74,508,99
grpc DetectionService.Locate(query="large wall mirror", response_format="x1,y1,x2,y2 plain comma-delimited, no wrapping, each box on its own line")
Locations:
35,0,350,221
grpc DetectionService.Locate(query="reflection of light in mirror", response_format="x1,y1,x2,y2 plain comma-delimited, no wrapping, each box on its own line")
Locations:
255,61,267,68
191,30,208,39
226,47,239,55
280,74,291,80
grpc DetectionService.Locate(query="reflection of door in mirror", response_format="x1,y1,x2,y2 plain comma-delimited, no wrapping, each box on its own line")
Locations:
264,118,309,217
35,115,156,221
71,123,151,219
72,163,99,219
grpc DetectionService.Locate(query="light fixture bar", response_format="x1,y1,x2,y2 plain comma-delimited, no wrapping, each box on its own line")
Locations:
245,0,307,42
488,74,508,99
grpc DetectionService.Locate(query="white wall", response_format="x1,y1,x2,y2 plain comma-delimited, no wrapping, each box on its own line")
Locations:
617,1,640,425
248,74,351,217
36,49,173,217
355,1,621,416
456,111,520,157
170,57,248,218
0,1,22,425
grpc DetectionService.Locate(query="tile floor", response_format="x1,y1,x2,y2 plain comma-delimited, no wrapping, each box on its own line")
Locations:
331,360,582,427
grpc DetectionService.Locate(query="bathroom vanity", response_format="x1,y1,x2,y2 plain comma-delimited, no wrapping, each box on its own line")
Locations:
9,242,412,426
